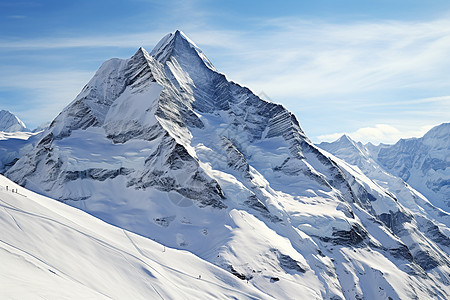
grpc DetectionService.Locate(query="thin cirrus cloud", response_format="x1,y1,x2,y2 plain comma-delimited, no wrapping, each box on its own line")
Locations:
5,16,449,97
0,32,168,49
209,17,450,98
7,15,26,19
0,69,94,128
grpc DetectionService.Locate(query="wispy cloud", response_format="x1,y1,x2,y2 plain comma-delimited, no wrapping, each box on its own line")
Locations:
6,15,26,19
346,95,450,108
0,69,94,128
5,17,450,96
205,18,450,99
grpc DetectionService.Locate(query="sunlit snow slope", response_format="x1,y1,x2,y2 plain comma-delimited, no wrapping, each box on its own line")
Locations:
0,175,270,299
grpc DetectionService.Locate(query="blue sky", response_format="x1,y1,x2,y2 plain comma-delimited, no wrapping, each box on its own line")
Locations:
1,0,449,144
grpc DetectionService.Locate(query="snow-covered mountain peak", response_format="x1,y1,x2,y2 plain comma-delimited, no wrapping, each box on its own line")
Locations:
320,134,369,159
150,30,216,72
372,123,449,211
322,122,450,216
0,110,28,132
174,29,201,50
133,46,152,60
319,133,450,226
336,134,356,146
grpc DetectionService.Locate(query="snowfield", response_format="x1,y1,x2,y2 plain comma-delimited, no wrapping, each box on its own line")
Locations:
0,175,271,299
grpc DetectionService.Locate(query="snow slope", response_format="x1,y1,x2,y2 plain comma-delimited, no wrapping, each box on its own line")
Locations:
5,31,450,299
0,174,271,299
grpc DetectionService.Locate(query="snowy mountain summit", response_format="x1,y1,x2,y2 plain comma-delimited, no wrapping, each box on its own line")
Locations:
5,31,450,299
0,109,28,132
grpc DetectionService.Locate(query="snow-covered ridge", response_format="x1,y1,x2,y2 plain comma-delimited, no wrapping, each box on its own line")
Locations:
0,110,38,172
0,130,39,173
4,31,450,299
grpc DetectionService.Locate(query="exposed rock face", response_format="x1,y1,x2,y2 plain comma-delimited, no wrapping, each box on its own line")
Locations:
5,31,450,299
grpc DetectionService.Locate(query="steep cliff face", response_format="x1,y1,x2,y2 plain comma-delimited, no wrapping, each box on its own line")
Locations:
5,31,450,299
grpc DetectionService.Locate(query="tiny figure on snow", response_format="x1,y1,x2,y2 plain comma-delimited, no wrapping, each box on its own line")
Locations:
198,275,201,279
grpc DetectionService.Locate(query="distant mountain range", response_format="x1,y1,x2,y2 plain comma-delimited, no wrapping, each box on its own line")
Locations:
319,123,449,214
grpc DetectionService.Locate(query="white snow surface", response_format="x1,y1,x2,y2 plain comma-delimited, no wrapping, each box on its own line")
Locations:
3,31,450,299
0,175,273,299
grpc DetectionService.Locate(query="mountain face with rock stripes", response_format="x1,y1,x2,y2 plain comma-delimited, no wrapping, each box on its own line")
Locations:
4,31,450,299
